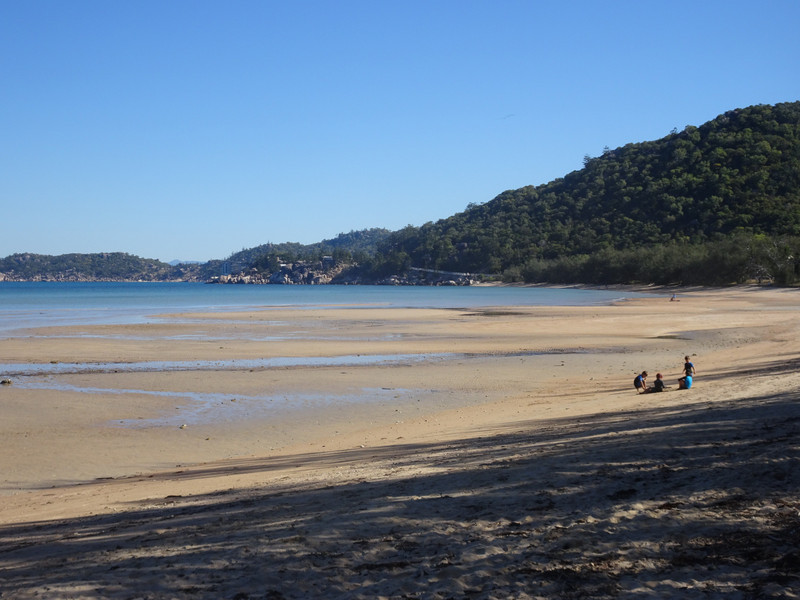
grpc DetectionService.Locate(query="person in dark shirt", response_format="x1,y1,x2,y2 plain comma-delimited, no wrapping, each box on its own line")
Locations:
683,356,696,376
678,356,696,389
652,373,666,392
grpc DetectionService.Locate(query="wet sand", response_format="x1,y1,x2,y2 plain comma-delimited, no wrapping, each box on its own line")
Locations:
1,287,798,598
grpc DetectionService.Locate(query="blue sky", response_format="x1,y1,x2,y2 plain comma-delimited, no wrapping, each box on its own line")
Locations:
2,1,798,262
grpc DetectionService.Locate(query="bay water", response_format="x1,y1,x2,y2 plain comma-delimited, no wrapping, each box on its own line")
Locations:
0,281,648,333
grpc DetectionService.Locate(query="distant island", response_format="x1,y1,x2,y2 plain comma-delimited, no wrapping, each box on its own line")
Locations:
3,101,799,287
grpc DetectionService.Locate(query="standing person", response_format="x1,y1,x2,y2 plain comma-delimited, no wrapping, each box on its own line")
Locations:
634,371,648,393
678,355,696,389
682,356,696,377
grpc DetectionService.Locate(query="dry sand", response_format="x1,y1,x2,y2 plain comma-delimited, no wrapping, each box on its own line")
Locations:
0,286,798,599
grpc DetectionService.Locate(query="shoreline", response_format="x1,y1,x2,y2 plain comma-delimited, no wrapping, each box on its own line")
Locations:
1,287,799,597
2,286,798,496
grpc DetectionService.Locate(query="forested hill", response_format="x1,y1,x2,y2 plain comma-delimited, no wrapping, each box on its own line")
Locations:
225,228,391,273
366,101,800,285
0,252,192,282
0,230,392,282
3,102,799,285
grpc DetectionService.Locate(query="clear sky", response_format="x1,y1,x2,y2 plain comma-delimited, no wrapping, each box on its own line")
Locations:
2,1,798,262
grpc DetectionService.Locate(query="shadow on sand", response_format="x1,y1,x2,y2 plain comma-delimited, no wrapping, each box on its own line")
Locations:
1,387,799,598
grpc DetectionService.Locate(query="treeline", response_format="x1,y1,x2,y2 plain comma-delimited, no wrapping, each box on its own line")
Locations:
504,234,800,286
357,101,800,285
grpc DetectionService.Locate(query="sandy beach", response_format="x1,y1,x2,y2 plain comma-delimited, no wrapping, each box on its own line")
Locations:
1,286,798,599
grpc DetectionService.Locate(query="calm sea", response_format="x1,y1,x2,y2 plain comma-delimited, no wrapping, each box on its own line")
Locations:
0,281,649,334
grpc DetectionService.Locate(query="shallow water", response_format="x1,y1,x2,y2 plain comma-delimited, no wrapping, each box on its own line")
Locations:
0,282,650,333
15,379,424,429
0,352,456,377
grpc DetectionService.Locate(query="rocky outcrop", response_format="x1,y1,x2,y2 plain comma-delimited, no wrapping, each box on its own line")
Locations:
209,260,346,285
207,261,476,286
376,273,475,286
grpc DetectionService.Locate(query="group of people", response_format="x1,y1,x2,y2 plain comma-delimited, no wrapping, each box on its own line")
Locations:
634,356,696,393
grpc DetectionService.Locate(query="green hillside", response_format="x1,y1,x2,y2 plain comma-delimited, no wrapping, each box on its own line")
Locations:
0,252,186,281
365,101,800,285
230,228,391,272
4,102,799,286
0,230,391,282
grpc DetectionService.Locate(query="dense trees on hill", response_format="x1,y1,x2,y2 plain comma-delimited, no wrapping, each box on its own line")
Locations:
0,230,392,282
363,101,800,285
509,234,800,286
0,252,184,281
231,228,391,272
3,102,799,286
